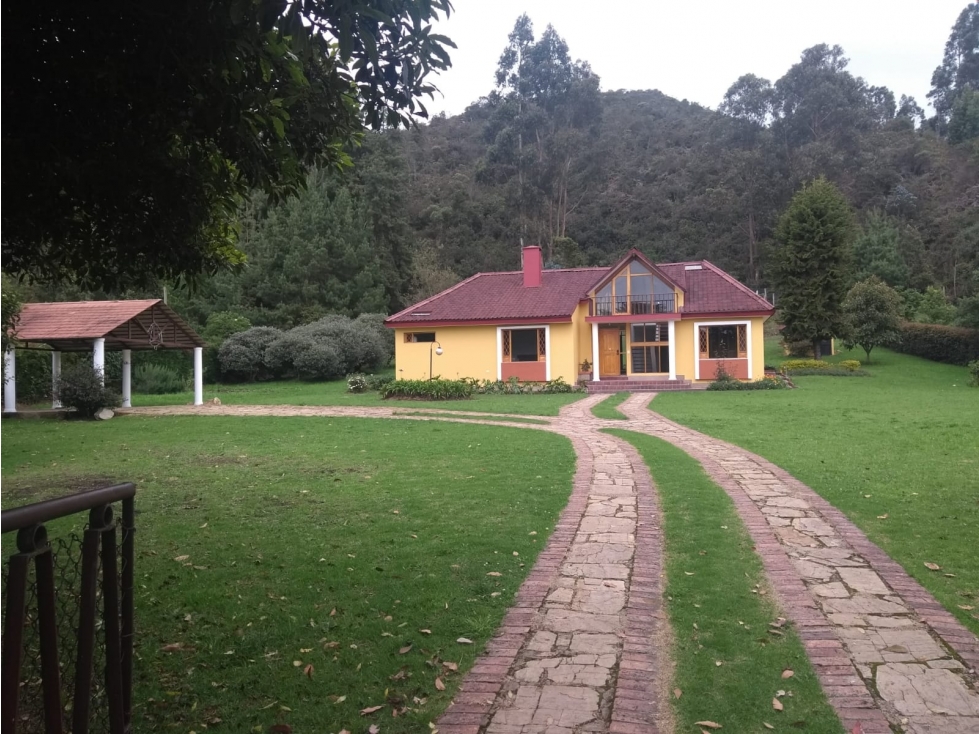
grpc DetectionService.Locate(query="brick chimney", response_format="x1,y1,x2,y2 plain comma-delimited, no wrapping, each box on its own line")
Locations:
522,246,542,287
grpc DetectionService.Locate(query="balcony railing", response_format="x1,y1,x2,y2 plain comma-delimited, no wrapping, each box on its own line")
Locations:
593,295,675,317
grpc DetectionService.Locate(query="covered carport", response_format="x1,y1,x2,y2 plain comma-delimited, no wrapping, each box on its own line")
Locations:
3,299,205,413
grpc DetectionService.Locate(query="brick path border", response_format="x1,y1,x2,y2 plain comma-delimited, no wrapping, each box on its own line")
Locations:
436,435,597,734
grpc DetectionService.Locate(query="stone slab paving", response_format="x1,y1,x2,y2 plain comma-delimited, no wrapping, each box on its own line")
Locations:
617,393,979,734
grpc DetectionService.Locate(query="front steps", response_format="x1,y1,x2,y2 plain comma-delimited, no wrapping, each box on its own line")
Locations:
585,377,698,393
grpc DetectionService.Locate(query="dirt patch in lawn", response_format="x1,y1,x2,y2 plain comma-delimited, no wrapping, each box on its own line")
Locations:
1,474,124,506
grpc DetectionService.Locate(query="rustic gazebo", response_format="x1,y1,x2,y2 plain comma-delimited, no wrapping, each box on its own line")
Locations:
3,299,206,413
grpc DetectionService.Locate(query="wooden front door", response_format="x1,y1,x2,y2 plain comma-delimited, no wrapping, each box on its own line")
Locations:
599,329,621,376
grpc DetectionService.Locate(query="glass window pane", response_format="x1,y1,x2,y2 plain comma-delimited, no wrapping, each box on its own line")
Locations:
707,325,739,359
630,274,652,294
631,324,644,343
629,261,651,275
511,329,539,362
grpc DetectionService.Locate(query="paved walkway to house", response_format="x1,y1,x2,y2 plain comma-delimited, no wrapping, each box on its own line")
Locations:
124,398,979,734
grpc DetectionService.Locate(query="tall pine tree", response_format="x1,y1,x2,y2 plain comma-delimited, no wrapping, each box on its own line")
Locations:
771,178,854,358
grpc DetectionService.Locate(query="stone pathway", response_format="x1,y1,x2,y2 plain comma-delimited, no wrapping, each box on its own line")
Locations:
619,394,979,734
124,395,979,733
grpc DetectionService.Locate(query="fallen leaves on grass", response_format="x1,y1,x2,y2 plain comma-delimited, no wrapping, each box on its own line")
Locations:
303,664,314,679
435,677,445,691
369,726,380,734
695,723,722,730
419,629,432,635
486,572,502,577
772,697,784,711
399,645,413,655
160,642,192,653
360,705,384,716
924,562,941,571
672,688,682,699
174,555,190,562
781,669,794,679
876,513,888,520
456,638,473,645
442,662,459,672
763,724,774,730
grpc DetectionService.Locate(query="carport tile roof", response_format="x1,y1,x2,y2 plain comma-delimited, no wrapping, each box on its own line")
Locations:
16,300,164,340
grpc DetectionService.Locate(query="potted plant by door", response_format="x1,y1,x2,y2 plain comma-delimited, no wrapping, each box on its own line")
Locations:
578,360,593,382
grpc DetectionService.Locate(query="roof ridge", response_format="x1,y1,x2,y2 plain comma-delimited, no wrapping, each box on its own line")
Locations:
22,298,161,307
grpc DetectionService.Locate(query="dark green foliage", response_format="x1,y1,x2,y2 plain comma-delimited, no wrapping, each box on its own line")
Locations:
56,363,120,417
218,326,285,381
771,178,854,358
852,212,911,288
929,3,979,133
133,365,186,394
2,1,454,290
888,322,979,365
381,379,474,400
841,277,904,362
949,88,979,143
916,286,957,324
968,359,979,386
2,276,21,354
12,350,52,403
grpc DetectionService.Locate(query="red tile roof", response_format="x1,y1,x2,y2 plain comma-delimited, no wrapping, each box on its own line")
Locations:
17,300,163,340
13,300,206,349
657,261,774,315
385,256,773,325
386,268,607,324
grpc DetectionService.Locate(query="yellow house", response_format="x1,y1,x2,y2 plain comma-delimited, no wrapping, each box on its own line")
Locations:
385,247,774,390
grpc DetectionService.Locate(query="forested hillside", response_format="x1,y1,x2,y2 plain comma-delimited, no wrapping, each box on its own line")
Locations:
12,5,979,332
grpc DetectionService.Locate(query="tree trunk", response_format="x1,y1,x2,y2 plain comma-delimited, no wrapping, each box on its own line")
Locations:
813,339,822,360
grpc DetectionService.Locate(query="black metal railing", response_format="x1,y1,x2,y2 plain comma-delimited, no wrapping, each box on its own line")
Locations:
593,295,675,316
2,483,136,734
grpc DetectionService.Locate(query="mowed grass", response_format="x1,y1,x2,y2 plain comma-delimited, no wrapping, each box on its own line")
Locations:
1,416,576,732
128,378,585,416
654,344,979,635
607,430,844,733
589,392,629,420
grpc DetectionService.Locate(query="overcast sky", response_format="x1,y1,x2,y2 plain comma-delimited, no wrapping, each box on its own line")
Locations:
422,0,967,117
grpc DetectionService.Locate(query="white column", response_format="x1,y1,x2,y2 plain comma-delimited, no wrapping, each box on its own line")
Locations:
3,348,16,413
121,349,132,408
544,326,551,381
92,338,105,385
591,323,600,382
668,321,677,380
193,347,203,405
51,351,62,408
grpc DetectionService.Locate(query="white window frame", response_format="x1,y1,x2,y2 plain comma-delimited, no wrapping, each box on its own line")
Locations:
693,320,752,380
496,325,551,381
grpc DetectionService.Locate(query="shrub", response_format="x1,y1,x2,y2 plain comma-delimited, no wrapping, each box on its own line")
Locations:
293,343,341,379
784,339,814,357
347,373,368,393
133,364,185,394
14,349,53,403
218,327,284,381
365,373,394,391
788,367,869,377
887,322,979,366
838,359,862,371
781,359,831,371
56,363,120,417
707,376,788,391
353,313,394,365
381,379,473,400
294,317,387,374
968,360,979,387
202,311,252,382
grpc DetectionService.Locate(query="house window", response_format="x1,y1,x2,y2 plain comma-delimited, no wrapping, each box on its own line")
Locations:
593,260,676,315
630,322,669,373
699,325,747,359
405,332,436,343
502,328,545,362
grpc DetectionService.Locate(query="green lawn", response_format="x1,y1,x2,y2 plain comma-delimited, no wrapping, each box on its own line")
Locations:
589,392,629,420
1,416,575,733
607,430,843,733
654,344,979,635
128,378,585,416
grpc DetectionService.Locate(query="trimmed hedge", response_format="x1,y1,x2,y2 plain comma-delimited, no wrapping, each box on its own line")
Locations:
788,367,869,377
381,379,473,400
781,358,862,373
887,322,979,366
